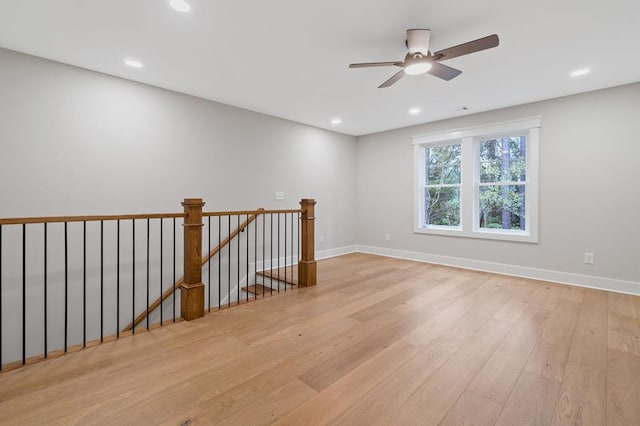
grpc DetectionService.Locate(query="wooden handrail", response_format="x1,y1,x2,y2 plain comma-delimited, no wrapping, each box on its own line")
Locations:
0,209,301,225
203,209,301,216
123,208,265,331
0,212,185,225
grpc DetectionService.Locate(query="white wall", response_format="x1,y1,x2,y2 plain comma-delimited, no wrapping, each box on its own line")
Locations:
0,47,357,251
356,83,640,293
0,47,357,364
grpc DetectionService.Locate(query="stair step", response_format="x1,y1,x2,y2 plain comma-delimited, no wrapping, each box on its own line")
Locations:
242,284,275,296
256,266,298,286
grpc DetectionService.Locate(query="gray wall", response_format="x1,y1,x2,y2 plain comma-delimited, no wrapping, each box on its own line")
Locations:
356,83,640,287
0,47,357,252
0,47,358,363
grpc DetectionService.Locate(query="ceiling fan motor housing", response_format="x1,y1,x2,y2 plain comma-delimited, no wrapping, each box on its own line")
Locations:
406,29,431,55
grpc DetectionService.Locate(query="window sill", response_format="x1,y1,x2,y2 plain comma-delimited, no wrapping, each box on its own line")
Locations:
414,226,538,243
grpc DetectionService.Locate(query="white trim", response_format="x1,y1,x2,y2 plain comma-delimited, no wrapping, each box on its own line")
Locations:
414,119,539,243
317,245,357,260
355,245,640,296
214,246,357,299
425,183,460,189
253,256,299,273
220,276,246,305
413,144,424,234
413,227,534,243
527,127,540,242
251,245,357,273
412,116,541,145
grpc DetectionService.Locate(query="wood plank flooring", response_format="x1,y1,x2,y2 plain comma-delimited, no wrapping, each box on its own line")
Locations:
0,253,639,425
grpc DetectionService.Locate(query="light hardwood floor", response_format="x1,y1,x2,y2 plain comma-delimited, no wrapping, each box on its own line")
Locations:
0,253,638,425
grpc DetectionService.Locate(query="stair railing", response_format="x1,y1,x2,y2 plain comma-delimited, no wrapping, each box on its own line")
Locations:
0,198,316,372
124,208,265,331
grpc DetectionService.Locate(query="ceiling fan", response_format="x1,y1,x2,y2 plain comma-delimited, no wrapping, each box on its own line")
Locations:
349,29,499,88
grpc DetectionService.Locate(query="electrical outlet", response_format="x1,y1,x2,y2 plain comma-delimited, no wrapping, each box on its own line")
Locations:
319,235,325,245
584,252,595,265
384,233,390,241
274,191,285,201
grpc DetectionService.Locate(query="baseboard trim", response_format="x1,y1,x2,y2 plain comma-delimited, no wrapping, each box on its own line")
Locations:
317,245,358,260
355,245,640,296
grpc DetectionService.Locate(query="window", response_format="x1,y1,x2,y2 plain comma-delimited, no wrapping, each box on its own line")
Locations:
413,118,539,242
424,143,461,228
478,136,527,231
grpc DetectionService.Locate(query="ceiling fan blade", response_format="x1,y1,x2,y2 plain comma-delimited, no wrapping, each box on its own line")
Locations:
433,34,499,61
349,61,402,68
428,62,463,81
378,70,405,88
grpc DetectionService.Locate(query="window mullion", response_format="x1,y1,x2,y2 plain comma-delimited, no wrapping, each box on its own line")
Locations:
425,183,461,189
478,181,527,187
460,137,474,234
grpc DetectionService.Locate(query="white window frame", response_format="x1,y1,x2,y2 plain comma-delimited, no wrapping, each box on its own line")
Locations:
419,140,463,232
413,117,540,243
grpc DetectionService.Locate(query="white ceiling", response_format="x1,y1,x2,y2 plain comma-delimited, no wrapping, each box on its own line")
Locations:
0,0,638,136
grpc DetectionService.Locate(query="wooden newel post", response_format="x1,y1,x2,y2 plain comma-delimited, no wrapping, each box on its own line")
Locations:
181,198,205,320
298,198,317,287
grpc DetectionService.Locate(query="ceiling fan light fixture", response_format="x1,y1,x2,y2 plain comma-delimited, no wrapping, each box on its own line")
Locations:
404,61,432,75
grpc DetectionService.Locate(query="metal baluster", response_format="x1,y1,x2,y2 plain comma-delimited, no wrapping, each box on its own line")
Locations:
117,220,120,338
277,213,280,293
291,213,294,287
146,218,150,330
208,216,211,312
22,224,26,364
218,216,221,310
173,218,176,322
100,220,104,342
132,219,135,335
228,216,231,307
83,221,86,347
237,215,240,304
254,213,257,300
0,225,2,370
160,219,163,326
44,223,47,357
262,215,265,295
284,213,287,292
246,214,249,301
270,214,273,295
64,222,68,352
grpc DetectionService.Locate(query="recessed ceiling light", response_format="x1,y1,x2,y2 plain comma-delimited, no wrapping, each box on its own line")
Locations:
570,68,591,77
409,107,421,115
124,58,143,69
331,118,342,125
169,0,191,12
